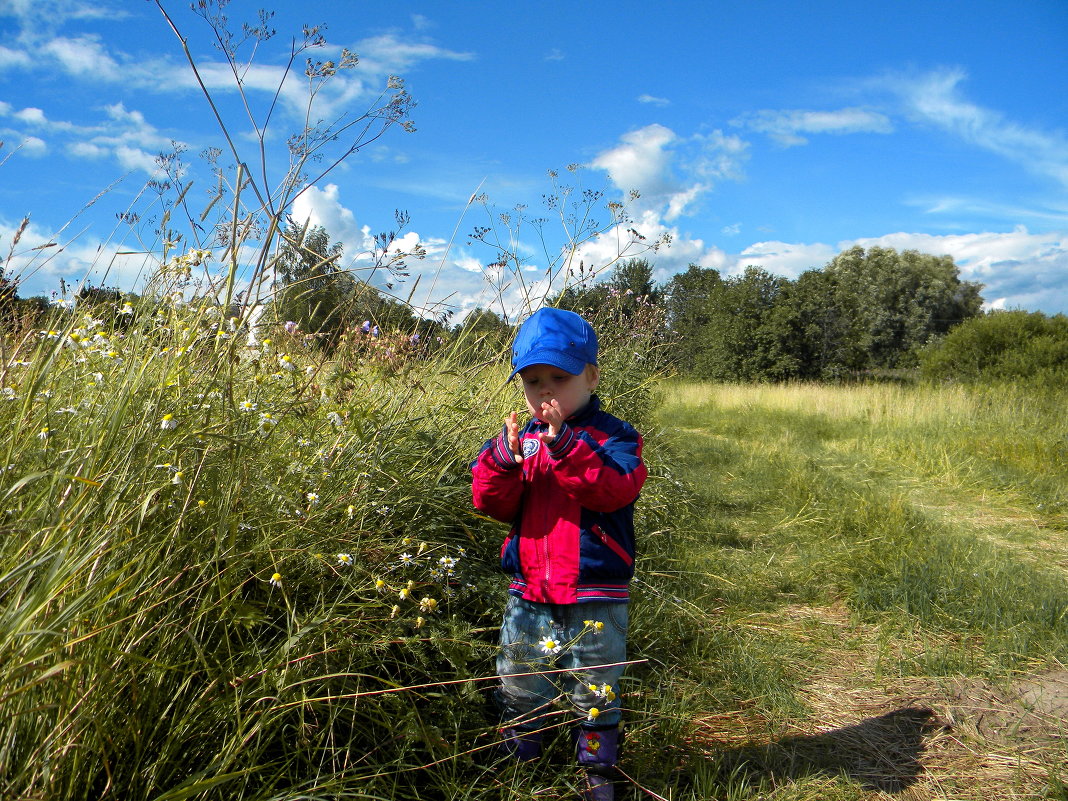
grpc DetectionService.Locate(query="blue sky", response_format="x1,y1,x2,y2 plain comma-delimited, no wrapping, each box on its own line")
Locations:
1,0,1066,319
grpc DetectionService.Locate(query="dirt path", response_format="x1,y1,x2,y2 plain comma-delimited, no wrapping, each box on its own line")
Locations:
688,604,1067,799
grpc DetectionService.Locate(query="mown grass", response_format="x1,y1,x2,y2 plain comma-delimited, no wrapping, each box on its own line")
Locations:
626,380,1068,799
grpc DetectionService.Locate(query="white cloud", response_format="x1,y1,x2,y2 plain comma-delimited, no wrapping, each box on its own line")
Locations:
145,32,472,128
637,94,670,106
908,194,1068,227
736,107,893,146
1,216,153,296
0,44,30,68
454,254,484,273
14,107,46,125
665,185,705,222
570,207,729,286
19,135,45,156
544,48,565,62
591,125,748,224
68,141,106,159
40,34,122,81
356,33,474,75
693,129,749,182
290,183,368,253
592,124,678,196
847,227,1068,312
0,99,174,175
0,0,119,25
735,240,838,277
113,145,159,175
881,67,1068,188
593,125,702,221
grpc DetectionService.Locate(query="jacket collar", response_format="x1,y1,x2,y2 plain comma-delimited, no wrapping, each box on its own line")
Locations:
568,394,601,425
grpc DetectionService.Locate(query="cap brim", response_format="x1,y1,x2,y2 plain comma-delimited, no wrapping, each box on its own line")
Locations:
508,348,588,380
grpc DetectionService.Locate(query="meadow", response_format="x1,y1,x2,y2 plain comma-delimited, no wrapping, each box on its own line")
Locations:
635,381,1068,800
1,286,1065,799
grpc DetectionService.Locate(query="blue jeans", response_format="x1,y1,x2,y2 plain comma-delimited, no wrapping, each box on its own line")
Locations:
496,596,629,731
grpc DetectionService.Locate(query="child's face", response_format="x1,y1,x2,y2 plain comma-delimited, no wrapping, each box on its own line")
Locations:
518,363,599,421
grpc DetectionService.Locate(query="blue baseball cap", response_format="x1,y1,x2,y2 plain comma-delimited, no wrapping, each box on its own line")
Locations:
509,307,598,379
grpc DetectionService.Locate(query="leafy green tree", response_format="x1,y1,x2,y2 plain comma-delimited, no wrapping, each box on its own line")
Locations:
609,258,659,303
663,265,726,373
554,258,660,323
451,307,514,365
271,219,353,348
819,246,984,371
694,267,798,381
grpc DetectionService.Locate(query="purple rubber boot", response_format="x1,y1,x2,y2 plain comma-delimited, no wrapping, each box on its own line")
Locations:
499,727,542,762
576,727,619,801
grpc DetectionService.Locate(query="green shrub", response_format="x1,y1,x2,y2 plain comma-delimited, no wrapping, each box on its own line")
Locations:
920,310,1068,385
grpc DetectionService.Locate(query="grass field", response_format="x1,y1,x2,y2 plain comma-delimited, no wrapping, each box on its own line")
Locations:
1,300,1065,801
622,380,1068,800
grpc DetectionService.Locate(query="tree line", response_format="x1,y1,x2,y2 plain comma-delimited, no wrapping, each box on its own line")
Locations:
6,217,1065,385
463,246,987,381
458,247,1067,385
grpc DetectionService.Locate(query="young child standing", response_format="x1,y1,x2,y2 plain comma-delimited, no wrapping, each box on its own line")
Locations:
471,307,646,801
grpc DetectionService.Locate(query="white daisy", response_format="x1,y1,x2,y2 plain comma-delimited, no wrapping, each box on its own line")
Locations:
538,636,562,655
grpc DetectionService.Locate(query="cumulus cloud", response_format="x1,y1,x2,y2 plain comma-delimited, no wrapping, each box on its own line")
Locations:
570,206,730,287
590,124,748,222
1,216,154,296
13,106,46,125
40,34,122,80
290,183,369,254
286,182,507,317
735,107,893,146
68,141,106,159
592,124,678,197
113,145,159,175
847,227,1068,312
0,44,30,68
734,240,838,277
19,135,46,156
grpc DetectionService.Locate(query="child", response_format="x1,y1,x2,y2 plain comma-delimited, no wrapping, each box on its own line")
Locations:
471,307,646,801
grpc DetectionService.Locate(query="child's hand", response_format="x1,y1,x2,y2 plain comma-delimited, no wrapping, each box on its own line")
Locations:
537,400,565,443
505,411,523,463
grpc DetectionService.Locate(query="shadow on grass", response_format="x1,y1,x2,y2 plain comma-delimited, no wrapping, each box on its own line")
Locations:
714,707,942,793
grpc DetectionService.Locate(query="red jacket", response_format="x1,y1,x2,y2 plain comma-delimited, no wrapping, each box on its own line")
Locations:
471,396,646,604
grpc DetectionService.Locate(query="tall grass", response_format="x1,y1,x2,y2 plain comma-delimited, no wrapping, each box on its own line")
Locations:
0,269,678,799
